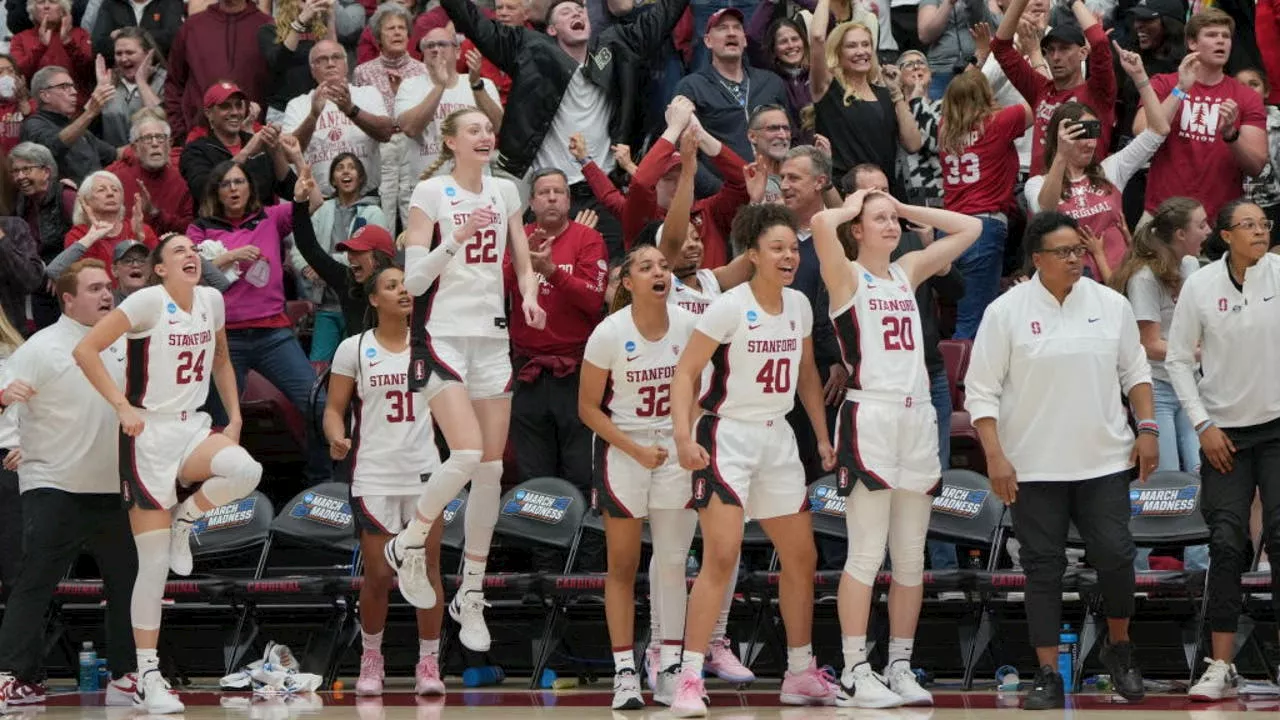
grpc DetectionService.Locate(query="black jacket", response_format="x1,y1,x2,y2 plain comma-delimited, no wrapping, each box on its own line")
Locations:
440,0,688,179
289,200,368,335
20,110,116,186
179,130,289,210
15,183,73,263
91,0,187,59
0,216,43,331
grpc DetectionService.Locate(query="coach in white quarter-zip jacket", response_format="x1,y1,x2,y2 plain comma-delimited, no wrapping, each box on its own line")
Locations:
1167,199,1280,701
964,211,1157,710
0,259,139,707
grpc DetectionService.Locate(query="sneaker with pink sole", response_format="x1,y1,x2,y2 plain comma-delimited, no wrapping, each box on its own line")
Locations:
705,637,755,684
669,667,708,718
415,655,446,696
780,660,838,706
355,651,384,696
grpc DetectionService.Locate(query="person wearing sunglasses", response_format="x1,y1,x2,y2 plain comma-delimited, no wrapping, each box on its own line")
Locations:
1168,199,1280,701
965,210,1156,710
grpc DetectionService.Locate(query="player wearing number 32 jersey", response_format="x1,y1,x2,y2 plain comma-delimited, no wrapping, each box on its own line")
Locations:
811,189,981,708
74,234,263,713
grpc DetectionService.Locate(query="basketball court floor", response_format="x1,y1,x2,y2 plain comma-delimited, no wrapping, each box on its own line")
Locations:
10,684,1280,719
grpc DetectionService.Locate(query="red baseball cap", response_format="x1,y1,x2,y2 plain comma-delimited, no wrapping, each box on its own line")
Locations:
203,81,246,108
660,152,684,176
707,8,744,30
336,225,395,257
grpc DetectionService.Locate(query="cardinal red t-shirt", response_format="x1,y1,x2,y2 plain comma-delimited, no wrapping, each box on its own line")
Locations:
1144,73,1267,218
941,105,1027,215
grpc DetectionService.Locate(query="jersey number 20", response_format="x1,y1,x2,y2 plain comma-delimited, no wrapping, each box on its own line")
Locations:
465,228,499,264
882,316,916,351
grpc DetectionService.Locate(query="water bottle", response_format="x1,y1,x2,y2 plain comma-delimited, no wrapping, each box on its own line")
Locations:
78,642,98,692
686,550,699,576
966,549,984,569
1058,625,1078,693
462,666,505,687
97,659,109,690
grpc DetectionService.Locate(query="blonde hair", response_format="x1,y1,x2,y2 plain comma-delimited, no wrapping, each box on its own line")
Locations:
939,70,999,157
0,311,23,355
274,0,329,43
826,22,881,106
420,107,486,180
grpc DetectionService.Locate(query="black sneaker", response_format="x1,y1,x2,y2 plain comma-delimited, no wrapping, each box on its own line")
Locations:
1023,665,1065,710
1099,640,1145,701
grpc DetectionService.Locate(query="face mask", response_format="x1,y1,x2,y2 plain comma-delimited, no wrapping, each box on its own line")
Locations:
0,76,16,100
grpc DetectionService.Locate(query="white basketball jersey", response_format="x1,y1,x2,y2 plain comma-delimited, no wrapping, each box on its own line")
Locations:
832,261,929,398
118,285,223,414
668,269,721,315
583,305,698,433
331,331,440,495
409,174,522,340
696,284,813,422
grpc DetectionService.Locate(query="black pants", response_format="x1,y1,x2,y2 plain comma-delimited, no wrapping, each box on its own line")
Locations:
1201,418,1280,632
0,490,138,682
568,181,624,260
0,464,22,590
1011,472,1136,649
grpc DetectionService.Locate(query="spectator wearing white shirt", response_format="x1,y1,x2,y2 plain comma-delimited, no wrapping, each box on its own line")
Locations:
394,25,500,221
0,259,138,708
1167,199,1280,701
283,39,394,198
965,211,1157,710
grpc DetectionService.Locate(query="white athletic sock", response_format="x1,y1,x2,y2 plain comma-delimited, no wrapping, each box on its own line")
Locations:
401,517,433,547
137,648,159,674
681,650,705,676
420,639,439,659
460,557,486,593
613,648,636,673
175,497,203,524
786,644,813,675
843,635,868,674
660,642,682,672
887,637,914,668
362,629,383,654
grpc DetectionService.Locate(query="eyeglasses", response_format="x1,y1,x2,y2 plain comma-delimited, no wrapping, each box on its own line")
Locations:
422,41,458,50
9,164,44,177
1229,219,1275,232
311,53,346,66
219,177,248,189
755,123,791,134
1036,245,1089,259
42,81,75,93
134,133,170,145
900,59,928,70
116,256,147,266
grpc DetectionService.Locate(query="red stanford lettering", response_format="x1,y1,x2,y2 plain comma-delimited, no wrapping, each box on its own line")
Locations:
867,298,918,312
369,373,409,387
746,338,797,353
168,331,213,347
625,365,676,384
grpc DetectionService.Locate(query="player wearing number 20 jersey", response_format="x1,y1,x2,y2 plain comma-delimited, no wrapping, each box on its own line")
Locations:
693,283,814,520
583,305,698,516
117,284,223,509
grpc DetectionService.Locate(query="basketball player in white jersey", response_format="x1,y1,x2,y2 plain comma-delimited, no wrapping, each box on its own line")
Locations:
74,234,263,714
669,204,838,717
323,266,446,697
648,127,755,689
579,245,700,710
810,189,981,708
387,106,545,653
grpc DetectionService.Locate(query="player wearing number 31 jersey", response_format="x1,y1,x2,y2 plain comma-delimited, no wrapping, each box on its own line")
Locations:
74,234,263,713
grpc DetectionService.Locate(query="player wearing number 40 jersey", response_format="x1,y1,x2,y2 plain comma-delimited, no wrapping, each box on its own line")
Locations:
389,107,546,657
323,266,446,698
74,235,264,714
810,189,981,708
667,204,838,718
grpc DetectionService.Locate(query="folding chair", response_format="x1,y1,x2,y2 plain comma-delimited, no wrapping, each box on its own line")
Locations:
939,339,983,474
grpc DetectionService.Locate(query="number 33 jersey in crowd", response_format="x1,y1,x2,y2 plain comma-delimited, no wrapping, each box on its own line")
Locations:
697,284,813,422
409,174,523,340
583,305,699,431
118,285,223,414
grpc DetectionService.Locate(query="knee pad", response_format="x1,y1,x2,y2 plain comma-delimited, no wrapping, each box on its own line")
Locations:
204,446,262,506
843,546,883,586
130,530,170,631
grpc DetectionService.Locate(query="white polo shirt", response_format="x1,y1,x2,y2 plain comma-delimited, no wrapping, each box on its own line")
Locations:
965,274,1151,482
1167,253,1280,430
0,315,127,494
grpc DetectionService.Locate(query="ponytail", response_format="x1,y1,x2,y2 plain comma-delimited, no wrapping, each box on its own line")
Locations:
420,146,455,181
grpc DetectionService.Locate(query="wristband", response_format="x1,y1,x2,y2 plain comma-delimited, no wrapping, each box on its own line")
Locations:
1223,128,1240,143
344,105,359,119
573,156,591,167
1171,86,1189,101
290,20,307,33
1195,419,1216,436
1135,79,1150,91
471,80,484,90
1136,419,1159,431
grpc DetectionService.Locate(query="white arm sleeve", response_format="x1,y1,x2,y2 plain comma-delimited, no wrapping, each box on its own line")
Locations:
404,239,463,296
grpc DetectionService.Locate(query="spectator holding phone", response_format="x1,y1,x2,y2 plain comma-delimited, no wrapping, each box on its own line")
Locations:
1025,46,1190,283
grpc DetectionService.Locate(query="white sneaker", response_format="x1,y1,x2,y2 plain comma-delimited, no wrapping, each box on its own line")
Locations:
611,668,644,710
134,669,184,714
384,533,436,609
169,517,195,576
885,660,934,706
448,589,491,652
836,662,904,708
1189,658,1239,702
653,666,679,706
644,644,660,690
105,673,138,706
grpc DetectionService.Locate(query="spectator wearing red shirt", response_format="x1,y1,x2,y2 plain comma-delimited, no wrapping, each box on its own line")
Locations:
1136,9,1269,220
938,71,1031,339
61,171,159,280
0,55,33,154
357,2,454,64
107,114,194,235
622,99,748,269
10,0,93,105
992,0,1116,175
502,167,607,502
455,0,527,105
